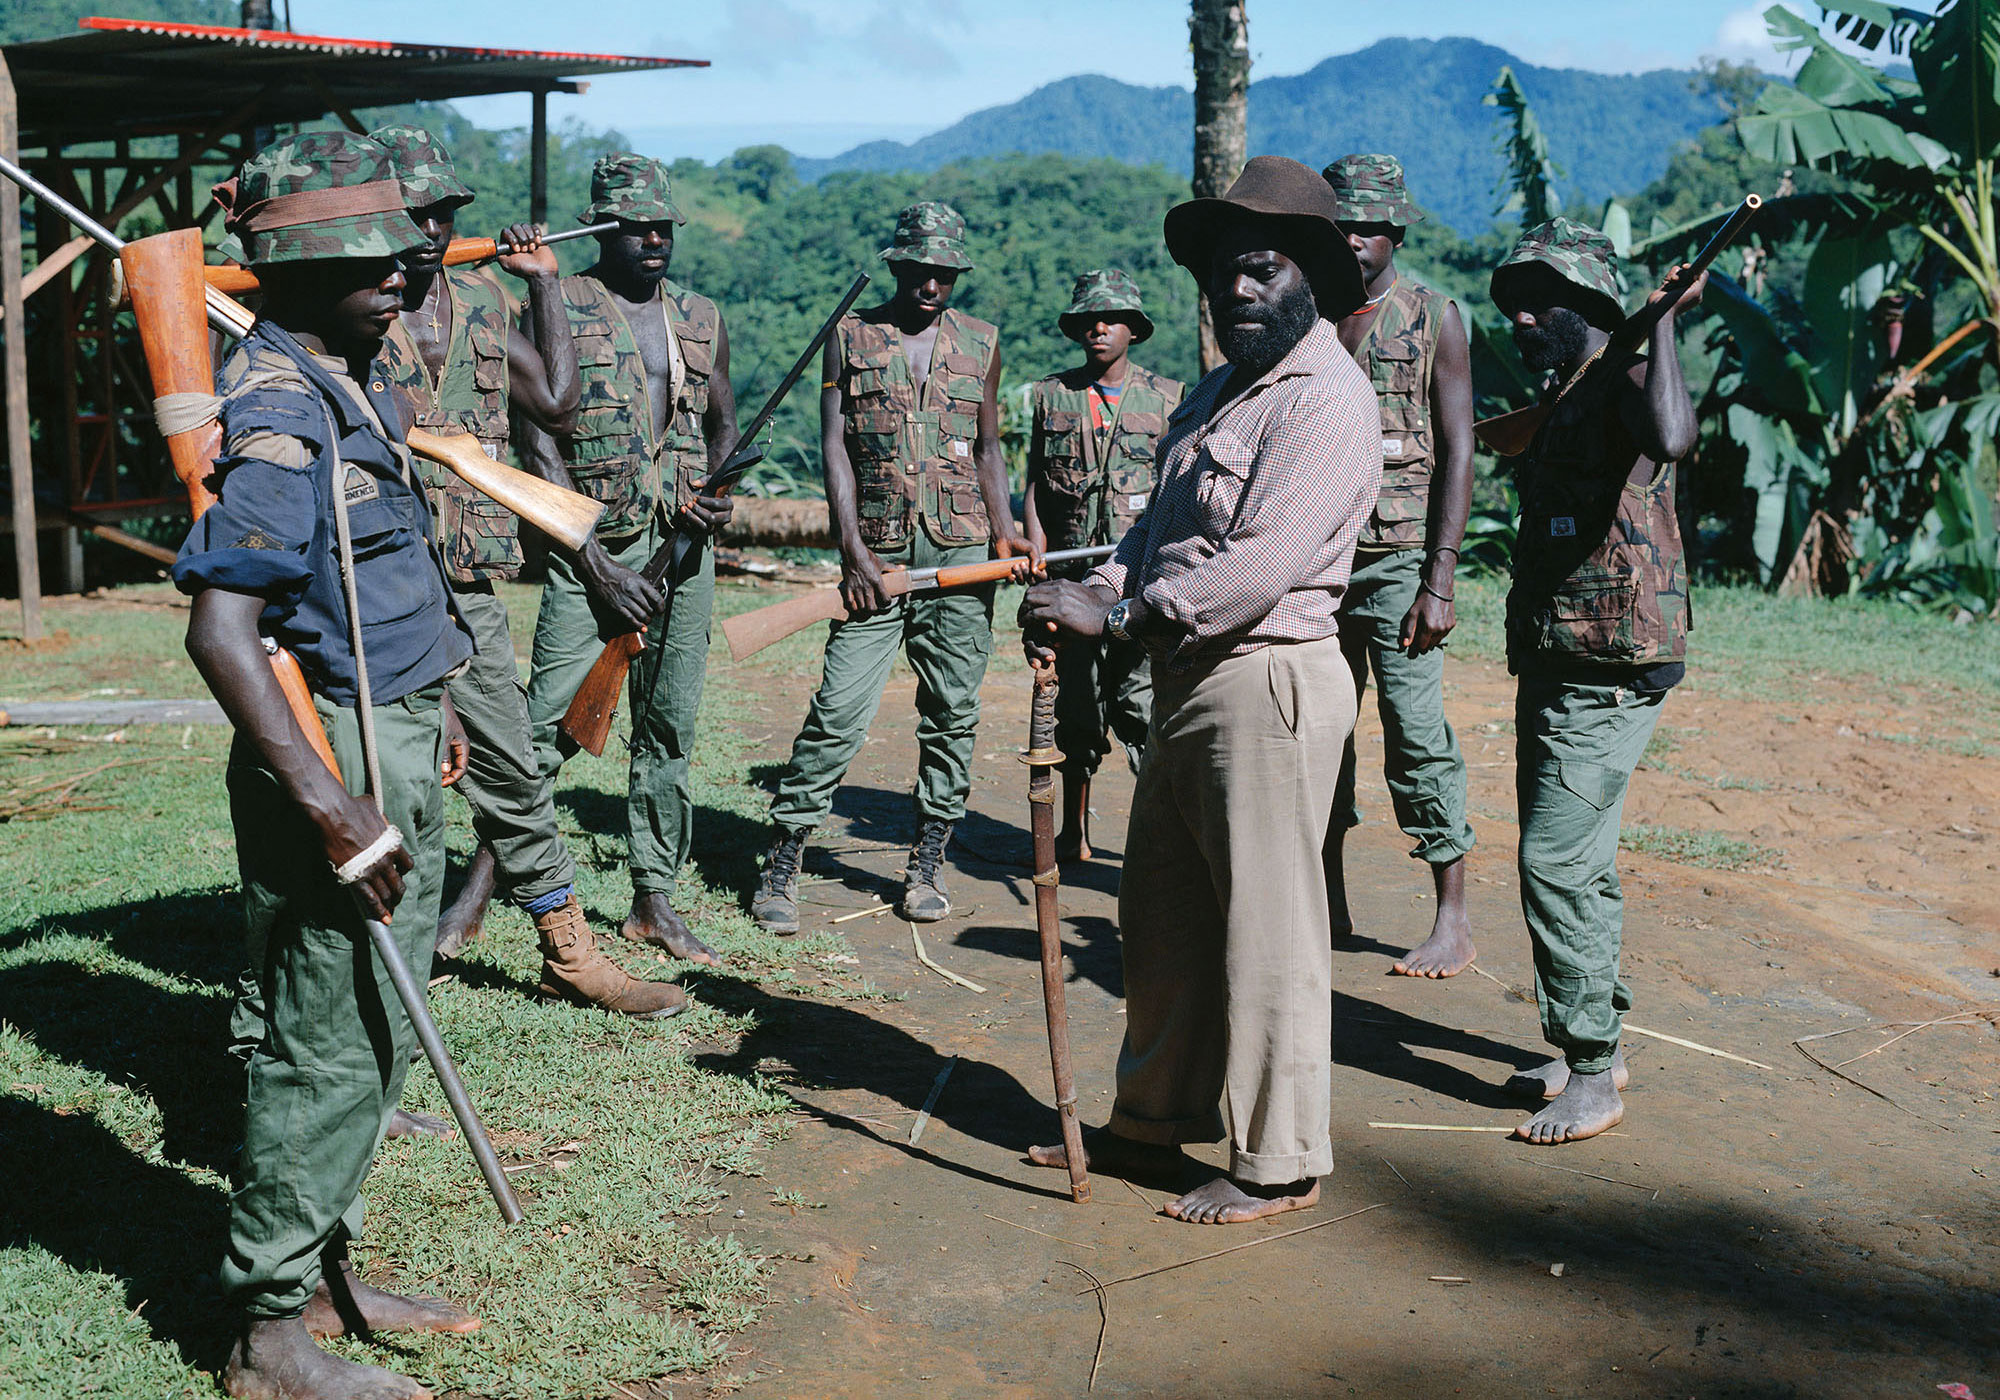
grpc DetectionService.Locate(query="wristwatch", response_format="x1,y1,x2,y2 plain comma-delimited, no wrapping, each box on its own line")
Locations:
1105,599,1133,641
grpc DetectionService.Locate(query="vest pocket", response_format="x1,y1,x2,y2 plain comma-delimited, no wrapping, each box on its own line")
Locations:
345,492,430,628
445,492,524,580
1546,567,1640,659
847,408,901,462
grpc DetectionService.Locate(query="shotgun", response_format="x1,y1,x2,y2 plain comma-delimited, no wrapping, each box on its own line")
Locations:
120,227,522,1224
1474,193,1763,458
0,152,603,551
194,221,621,296
556,270,872,756
721,544,1117,662
1024,661,1089,1204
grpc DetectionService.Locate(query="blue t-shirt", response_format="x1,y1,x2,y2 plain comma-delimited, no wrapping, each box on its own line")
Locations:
174,320,473,706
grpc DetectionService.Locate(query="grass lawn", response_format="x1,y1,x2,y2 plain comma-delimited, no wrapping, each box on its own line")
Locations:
2,569,1996,1395
0,581,866,1399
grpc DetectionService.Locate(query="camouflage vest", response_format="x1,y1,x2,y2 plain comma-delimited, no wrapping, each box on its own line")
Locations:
1508,382,1689,669
373,265,519,582
561,273,720,537
1355,276,1448,550
840,308,999,550
1030,364,1184,549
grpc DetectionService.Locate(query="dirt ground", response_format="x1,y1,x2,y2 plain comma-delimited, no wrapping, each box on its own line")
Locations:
689,628,1999,1400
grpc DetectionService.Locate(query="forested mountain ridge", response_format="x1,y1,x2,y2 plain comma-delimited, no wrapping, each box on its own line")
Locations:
796,37,1741,234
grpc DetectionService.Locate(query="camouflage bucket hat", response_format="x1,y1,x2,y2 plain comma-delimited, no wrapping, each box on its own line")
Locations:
1058,268,1154,343
880,200,974,271
368,123,475,209
1491,216,1627,330
579,152,685,226
218,130,428,267
1322,153,1423,227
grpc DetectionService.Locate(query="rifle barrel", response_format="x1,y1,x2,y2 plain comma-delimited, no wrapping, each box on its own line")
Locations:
0,153,127,251
904,544,1116,590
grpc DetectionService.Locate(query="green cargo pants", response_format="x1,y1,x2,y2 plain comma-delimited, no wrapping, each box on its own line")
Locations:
769,535,993,833
448,583,576,905
1053,632,1150,779
1514,673,1665,1074
525,523,715,899
1328,547,1475,865
220,687,446,1319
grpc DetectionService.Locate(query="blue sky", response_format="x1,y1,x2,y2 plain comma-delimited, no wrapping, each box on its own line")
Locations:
286,1,1883,161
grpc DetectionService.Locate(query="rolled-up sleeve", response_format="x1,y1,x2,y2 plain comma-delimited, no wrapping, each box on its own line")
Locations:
171,428,319,599
1083,507,1148,598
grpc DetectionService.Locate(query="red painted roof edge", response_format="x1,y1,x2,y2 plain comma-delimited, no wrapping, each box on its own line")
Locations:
75,16,709,68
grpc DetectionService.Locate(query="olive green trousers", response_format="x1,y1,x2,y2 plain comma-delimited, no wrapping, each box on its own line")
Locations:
1328,547,1475,865
525,525,715,899
769,536,993,834
221,689,446,1319
1514,674,1665,1074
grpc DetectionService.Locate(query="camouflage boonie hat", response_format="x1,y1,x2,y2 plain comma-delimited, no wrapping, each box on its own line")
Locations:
1322,153,1423,227
219,130,427,267
1058,268,1154,344
880,201,973,271
368,123,475,209
1492,216,1627,330
579,152,685,227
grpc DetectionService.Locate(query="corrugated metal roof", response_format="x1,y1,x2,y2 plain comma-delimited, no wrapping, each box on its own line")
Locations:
4,16,707,145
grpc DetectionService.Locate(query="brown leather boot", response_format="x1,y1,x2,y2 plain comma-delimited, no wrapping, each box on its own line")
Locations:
535,896,687,1019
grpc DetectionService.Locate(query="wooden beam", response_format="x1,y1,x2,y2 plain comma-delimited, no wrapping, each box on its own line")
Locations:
0,55,40,638
306,76,367,136
14,89,272,307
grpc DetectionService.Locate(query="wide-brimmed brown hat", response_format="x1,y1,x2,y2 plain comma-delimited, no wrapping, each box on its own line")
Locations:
1163,155,1366,319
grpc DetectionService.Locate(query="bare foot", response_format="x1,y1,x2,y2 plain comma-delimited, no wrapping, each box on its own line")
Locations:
1505,1048,1628,1101
1164,1176,1320,1224
225,1315,433,1399
435,846,496,961
1054,827,1092,864
1391,856,1475,977
382,1108,454,1141
1514,1066,1624,1144
300,1260,479,1340
622,893,721,966
1027,1126,1185,1180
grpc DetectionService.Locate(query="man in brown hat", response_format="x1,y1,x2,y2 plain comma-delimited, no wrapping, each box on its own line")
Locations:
1021,156,1382,1224
1320,153,1479,978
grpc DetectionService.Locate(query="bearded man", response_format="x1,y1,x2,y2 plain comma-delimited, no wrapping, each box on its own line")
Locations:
1019,157,1381,1224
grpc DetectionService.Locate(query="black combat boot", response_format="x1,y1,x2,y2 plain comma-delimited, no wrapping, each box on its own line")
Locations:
750,829,808,934
903,819,954,922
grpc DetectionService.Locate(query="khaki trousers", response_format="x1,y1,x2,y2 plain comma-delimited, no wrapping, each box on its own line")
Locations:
1111,635,1355,1185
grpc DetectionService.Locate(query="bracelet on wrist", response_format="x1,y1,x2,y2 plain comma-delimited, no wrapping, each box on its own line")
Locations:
1418,580,1455,604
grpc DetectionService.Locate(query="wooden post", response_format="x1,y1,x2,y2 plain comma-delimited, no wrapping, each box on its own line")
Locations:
0,55,39,639
1189,0,1250,375
530,88,548,228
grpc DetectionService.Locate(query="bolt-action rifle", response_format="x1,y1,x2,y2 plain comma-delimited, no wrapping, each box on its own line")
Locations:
1473,193,1763,458
555,270,872,756
720,544,1116,662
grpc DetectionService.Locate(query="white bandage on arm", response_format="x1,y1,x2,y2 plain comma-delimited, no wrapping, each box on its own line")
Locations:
331,825,404,885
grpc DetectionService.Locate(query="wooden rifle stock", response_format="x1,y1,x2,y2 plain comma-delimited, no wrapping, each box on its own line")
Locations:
192,221,622,297
556,271,873,755
120,228,342,779
1473,193,1764,457
720,545,1116,662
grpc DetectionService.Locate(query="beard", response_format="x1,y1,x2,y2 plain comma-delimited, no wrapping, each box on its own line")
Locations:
1514,306,1591,374
1215,281,1319,375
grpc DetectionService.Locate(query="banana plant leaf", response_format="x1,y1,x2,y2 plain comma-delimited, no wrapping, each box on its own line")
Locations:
1707,273,1823,420
1731,402,1830,583
1910,0,2000,164
1802,231,1897,434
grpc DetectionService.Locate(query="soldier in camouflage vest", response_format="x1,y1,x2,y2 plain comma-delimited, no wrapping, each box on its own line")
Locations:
174,130,482,1400
1023,269,1183,860
1488,216,1704,1146
1320,154,1480,978
364,126,683,1021
517,153,741,971
752,201,1032,931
